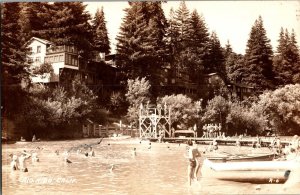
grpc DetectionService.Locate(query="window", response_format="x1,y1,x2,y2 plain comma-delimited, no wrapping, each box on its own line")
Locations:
65,54,69,64
72,56,75,65
68,55,71,65
59,55,64,61
54,55,59,62
35,57,40,62
37,46,41,53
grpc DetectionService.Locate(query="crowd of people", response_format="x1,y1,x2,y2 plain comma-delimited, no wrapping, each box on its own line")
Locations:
9,135,101,173
202,123,223,138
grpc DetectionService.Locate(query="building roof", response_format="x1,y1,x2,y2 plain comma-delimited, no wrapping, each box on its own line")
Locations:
25,37,53,46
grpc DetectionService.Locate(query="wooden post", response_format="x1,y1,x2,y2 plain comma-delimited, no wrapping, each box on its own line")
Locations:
99,125,101,137
139,104,143,138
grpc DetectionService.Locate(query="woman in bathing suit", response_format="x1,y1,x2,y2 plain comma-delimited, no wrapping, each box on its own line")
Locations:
186,140,200,186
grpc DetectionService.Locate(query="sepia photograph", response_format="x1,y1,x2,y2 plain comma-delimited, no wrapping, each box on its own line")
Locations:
1,1,300,194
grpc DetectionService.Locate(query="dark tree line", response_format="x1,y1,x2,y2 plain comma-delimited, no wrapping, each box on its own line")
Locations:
1,1,300,138
116,2,300,100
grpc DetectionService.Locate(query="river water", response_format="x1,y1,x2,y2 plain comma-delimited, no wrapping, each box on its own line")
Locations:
2,138,299,194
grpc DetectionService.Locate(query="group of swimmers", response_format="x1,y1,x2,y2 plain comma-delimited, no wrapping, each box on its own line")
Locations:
10,142,99,172
202,123,223,138
10,150,39,172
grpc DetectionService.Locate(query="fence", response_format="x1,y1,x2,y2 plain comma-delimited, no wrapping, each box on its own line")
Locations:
82,124,138,138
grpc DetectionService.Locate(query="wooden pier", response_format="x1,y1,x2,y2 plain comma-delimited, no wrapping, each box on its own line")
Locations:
149,137,291,147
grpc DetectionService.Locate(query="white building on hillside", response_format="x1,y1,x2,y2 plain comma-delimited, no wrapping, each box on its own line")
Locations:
26,37,79,83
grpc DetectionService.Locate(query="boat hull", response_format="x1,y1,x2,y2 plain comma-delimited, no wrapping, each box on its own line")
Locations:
207,153,277,162
201,159,296,184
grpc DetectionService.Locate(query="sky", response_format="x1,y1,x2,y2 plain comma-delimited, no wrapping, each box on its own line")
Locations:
85,1,300,54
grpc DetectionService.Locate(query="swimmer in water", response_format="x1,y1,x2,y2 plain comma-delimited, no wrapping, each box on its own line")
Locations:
76,149,82,155
88,147,95,157
10,155,19,171
148,142,151,149
32,152,39,163
63,151,72,163
19,150,31,172
110,164,114,172
132,148,137,157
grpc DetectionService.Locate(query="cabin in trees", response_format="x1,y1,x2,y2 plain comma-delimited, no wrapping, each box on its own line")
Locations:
205,72,256,100
159,62,197,97
26,37,79,83
25,37,120,95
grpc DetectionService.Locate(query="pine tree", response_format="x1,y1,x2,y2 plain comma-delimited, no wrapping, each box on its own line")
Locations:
169,2,191,78
164,8,180,82
224,40,233,59
289,29,300,66
92,7,110,54
274,28,300,85
1,3,29,85
174,1,191,49
207,31,226,79
18,2,50,43
165,8,179,57
1,3,29,118
184,10,209,84
45,2,93,58
288,29,300,84
243,16,274,90
116,2,167,93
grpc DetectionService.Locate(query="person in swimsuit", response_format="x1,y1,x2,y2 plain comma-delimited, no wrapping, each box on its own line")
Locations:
19,150,31,172
10,155,19,171
88,147,95,157
186,140,198,186
132,148,137,157
191,141,202,180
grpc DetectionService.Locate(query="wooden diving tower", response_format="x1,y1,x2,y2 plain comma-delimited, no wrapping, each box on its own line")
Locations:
139,103,173,139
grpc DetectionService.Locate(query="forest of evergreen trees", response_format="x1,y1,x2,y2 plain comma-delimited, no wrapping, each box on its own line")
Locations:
1,2,300,139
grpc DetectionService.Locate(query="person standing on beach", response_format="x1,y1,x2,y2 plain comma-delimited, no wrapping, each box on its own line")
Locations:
192,141,202,181
202,124,207,138
186,140,200,186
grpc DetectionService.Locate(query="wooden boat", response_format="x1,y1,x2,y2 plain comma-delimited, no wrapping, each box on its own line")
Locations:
201,159,298,184
207,153,278,162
